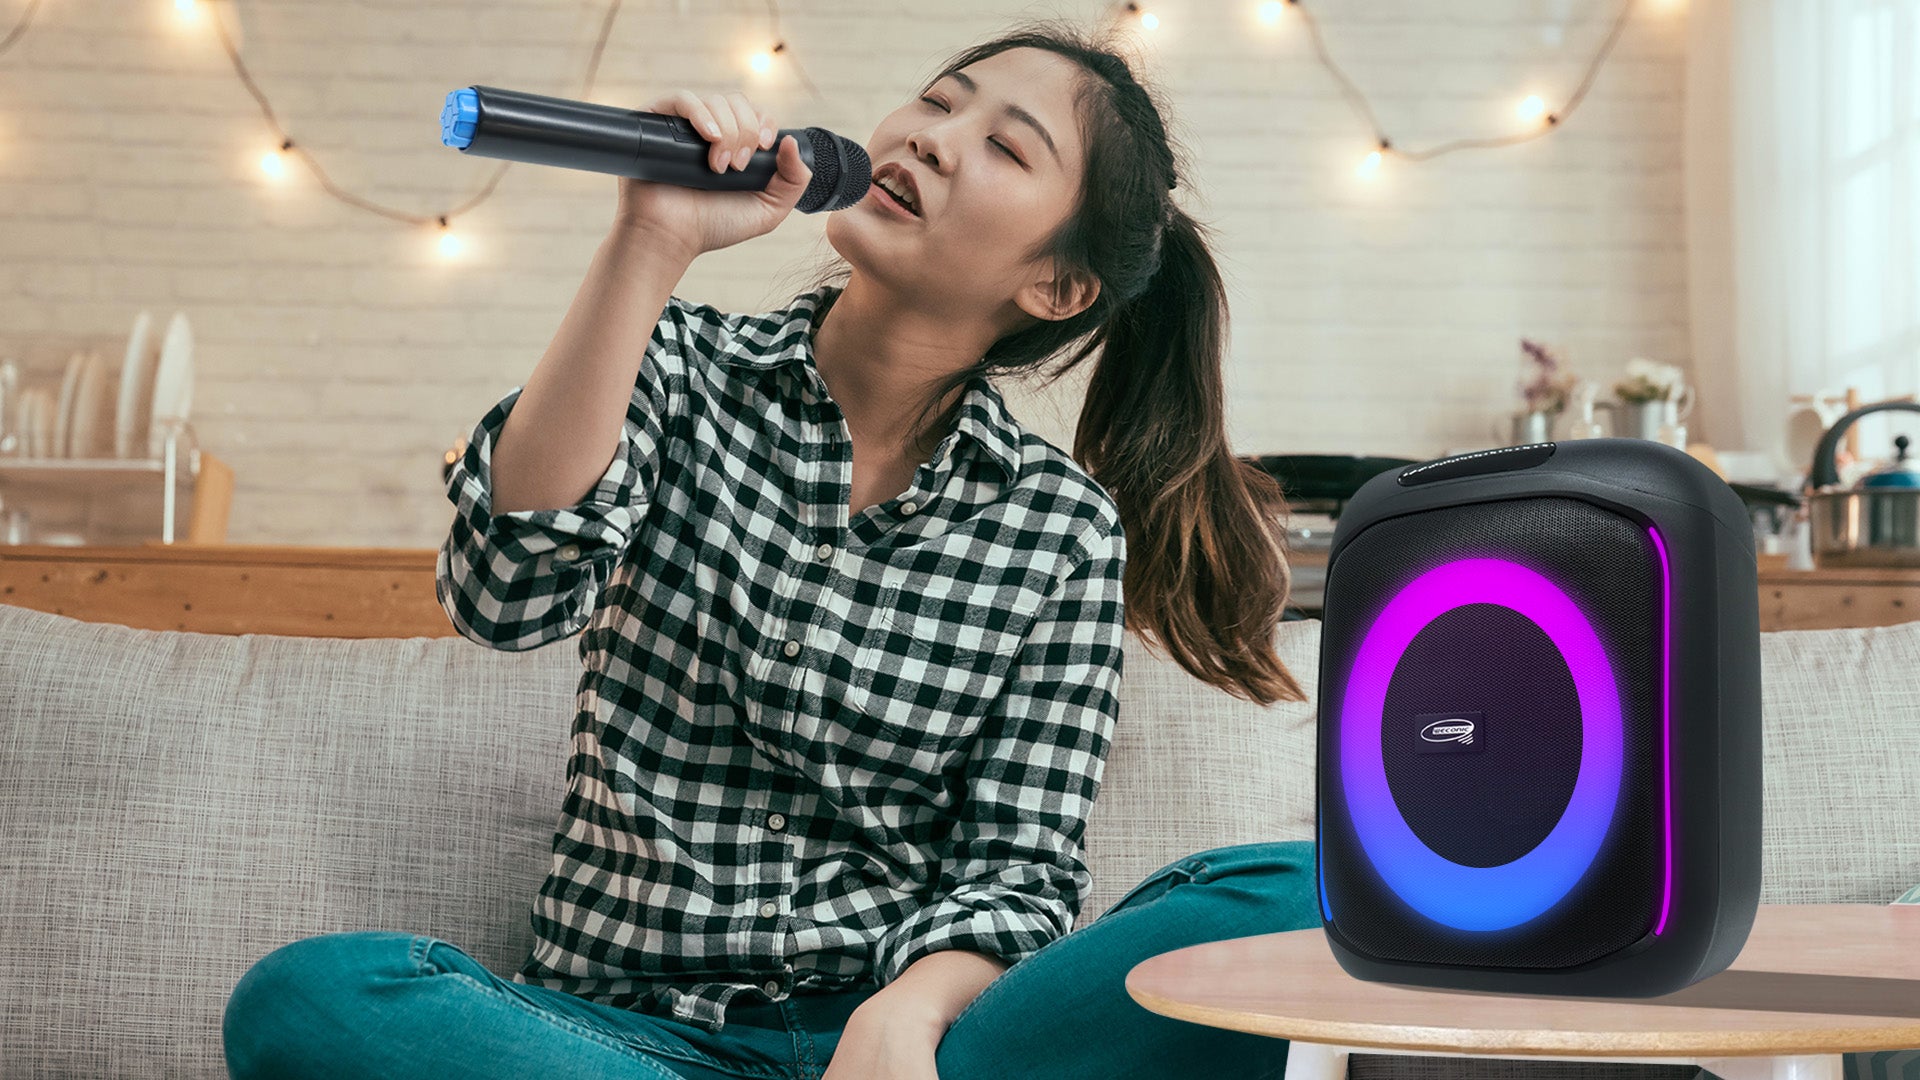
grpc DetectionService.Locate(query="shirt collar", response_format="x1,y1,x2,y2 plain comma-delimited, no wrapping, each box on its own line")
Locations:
713,286,1023,483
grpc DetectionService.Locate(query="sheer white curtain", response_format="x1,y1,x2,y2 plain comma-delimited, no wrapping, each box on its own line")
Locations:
1687,0,1920,484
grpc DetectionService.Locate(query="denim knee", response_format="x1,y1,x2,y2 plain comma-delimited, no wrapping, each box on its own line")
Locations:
224,930,418,1078
1102,840,1320,931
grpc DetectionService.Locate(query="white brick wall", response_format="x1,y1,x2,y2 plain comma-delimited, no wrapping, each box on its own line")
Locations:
0,0,1687,547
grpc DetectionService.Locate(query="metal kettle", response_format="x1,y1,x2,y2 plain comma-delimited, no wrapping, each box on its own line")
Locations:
1805,401,1920,567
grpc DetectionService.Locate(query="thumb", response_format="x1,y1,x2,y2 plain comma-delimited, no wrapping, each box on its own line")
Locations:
761,134,813,210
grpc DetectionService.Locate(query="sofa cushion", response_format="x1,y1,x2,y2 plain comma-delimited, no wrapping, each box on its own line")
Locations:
4,602,1920,1078
1756,622,1920,904
0,602,1318,1076
0,603,579,1078
1078,620,1320,924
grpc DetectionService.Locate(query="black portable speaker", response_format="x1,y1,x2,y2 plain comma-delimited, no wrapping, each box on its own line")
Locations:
1314,437,1762,997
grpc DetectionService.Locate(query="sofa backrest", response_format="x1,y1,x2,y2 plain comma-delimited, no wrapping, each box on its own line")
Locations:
2,602,1918,1076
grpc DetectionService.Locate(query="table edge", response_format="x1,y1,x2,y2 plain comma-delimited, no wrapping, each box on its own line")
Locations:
1123,985,1920,1057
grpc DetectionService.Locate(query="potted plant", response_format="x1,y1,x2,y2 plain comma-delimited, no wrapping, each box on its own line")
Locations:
1513,339,1578,444
1612,357,1694,442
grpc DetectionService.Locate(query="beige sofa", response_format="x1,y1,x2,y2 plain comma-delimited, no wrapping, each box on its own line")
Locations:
2,602,1917,1078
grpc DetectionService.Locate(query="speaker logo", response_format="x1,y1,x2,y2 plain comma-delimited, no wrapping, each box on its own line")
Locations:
1415,711,1484,754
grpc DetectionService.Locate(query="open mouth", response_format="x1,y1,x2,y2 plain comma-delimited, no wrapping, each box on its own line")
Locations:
871,170,922,218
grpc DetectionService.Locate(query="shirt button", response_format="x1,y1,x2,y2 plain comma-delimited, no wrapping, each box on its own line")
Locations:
783,640,800,657
763,979,781,996
767,813,786,831
556,542,581,561
815,542,832,560
759,901,778,918
900,501,918,516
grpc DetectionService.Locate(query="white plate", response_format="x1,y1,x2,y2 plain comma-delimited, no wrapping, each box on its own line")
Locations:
116,309,156,459
70,352,107,459
24,387,54,459
54,352,86,459
149,311,194,457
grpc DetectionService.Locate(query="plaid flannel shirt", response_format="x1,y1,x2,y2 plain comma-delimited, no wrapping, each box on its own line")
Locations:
436,285,1126,1033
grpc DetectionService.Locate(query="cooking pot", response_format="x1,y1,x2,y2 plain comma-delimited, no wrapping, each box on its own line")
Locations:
1805,401,1920,567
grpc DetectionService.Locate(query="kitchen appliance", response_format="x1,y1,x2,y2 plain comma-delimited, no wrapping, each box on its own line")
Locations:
1805,401,1920,568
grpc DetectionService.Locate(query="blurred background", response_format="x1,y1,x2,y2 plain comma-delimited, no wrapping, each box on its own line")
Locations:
0,0,1914,625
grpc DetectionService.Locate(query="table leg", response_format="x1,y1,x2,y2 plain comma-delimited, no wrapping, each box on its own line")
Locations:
1693,1056,1845,1080
1282,1040,1351,1080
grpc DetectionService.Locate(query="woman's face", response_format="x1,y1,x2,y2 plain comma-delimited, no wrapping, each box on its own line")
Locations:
826,47,1090,327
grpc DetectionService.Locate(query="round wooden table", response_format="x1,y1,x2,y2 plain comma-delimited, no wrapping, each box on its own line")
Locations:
1126,904,1920,1080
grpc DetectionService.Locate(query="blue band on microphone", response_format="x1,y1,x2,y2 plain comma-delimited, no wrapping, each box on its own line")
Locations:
441,88,480,149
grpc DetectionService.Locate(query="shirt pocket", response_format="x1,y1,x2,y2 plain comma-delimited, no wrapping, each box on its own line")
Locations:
837,582,1048,749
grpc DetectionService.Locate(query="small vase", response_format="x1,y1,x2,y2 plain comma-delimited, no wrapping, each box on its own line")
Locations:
1512,410,1556,445
1619,400,1677,441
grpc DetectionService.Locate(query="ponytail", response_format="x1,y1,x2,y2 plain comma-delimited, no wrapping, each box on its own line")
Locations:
1075,204,1307,705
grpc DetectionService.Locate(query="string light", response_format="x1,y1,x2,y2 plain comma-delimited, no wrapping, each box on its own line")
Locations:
1159,0,1637,181
258,139,291,181
0,0,1649,243
0,0,827,260
1355,143,1385,180
750,1,821,97
436,217,464,260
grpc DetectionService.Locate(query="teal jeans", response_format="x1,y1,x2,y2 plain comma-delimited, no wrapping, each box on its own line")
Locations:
223,840,1320,1079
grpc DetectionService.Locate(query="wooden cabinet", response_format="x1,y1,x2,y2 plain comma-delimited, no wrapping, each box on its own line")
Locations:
0,545,1916,638
1756,557,1920,631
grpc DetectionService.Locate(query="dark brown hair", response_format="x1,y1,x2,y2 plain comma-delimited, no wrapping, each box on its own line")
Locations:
809,20,1305,705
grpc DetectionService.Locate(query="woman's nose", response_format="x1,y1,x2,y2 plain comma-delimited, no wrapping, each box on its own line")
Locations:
907,130,946,171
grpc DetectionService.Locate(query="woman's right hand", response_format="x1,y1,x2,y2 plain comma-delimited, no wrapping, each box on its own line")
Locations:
613,90,814,259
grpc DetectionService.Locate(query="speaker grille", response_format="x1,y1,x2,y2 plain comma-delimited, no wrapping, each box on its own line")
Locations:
1321,495,1664,970
1386,606,1582,868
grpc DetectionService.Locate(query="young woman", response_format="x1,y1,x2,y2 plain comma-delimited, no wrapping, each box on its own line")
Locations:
224,20,1318,1080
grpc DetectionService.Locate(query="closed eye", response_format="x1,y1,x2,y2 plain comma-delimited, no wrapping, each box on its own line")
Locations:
917,96,1026,165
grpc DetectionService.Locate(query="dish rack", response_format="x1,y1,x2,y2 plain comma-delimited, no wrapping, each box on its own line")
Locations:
0,418,207,544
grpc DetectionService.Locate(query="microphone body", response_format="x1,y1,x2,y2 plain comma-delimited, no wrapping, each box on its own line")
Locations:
440,85,871,214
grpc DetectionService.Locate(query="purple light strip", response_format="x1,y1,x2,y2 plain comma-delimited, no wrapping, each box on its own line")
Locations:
1649,524,1673,936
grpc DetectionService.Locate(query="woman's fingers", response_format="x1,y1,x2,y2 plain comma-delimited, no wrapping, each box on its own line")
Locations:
722,92,763,170
650,89,773,173
704,93,741,172
656,91,723,155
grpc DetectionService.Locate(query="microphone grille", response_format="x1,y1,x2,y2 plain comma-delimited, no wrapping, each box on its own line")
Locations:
798,128,872,214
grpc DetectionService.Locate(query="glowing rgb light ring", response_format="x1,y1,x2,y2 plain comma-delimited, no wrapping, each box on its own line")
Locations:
1340,557,1624,932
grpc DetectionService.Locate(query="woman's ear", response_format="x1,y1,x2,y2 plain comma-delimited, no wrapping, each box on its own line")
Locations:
1014,267,1101,323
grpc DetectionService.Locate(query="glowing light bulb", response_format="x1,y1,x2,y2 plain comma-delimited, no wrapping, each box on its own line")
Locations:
1258,1,1286,23
1140,10,1159,30
174,0,201,20
1518,95,1547,122
749,51,774,74
1356,149,1382,180
437,227,463,259
259,150,286,180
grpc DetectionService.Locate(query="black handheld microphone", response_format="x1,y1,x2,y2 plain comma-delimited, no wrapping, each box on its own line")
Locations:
440,85,872,214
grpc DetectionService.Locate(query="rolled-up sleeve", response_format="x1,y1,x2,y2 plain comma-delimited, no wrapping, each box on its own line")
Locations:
871,519,1127,985
435,300,688,652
